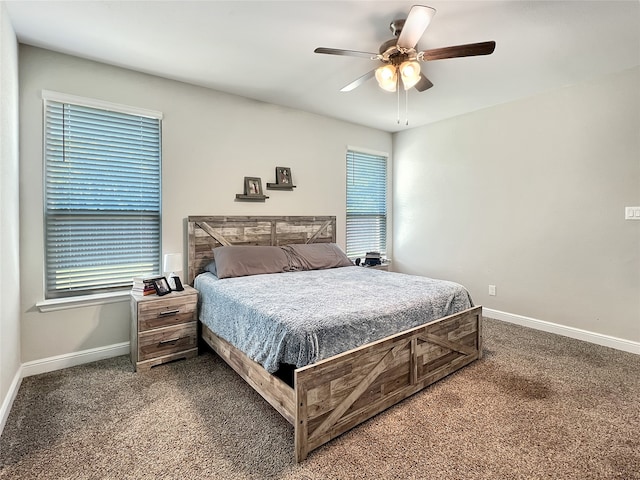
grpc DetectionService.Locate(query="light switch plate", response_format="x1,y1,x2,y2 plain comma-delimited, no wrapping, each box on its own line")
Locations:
625,207,640,220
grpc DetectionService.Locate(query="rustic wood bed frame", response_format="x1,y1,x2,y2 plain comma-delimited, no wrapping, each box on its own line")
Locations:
187,215,483,462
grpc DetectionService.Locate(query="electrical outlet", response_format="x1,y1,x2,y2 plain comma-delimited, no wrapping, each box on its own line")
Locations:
489,285,496,296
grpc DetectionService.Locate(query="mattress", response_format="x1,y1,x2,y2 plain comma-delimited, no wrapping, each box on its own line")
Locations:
195,266,474,373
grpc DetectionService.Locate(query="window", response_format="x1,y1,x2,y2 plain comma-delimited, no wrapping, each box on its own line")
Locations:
43,92,162,298
346,149,387,259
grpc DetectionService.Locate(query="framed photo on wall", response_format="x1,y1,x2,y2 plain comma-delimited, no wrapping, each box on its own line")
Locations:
276,167,292,185
244,177,264,196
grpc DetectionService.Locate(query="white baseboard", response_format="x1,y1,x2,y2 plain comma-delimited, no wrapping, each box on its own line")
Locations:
21,341,130,378
484,308,640,355
0,367,23,438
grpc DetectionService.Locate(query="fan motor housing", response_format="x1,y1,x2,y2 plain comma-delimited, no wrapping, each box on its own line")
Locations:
379,38,398,54
379,38,412,65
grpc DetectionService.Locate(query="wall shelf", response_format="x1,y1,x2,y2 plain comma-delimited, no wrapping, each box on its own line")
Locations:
235,194,269,202
266,183,297,191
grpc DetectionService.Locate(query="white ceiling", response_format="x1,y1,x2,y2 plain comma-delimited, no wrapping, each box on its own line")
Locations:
6,1,640,133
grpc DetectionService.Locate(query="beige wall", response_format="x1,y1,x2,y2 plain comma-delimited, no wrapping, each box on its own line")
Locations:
0,3,21,425
393,67,640,342
18,46,392,364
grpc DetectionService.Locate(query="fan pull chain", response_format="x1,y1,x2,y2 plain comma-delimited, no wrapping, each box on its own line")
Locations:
396,77,400,124
405,89,409,126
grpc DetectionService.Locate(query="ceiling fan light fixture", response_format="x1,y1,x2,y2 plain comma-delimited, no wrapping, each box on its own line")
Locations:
313,4,496,126
375,64,397,92
399,61,421,90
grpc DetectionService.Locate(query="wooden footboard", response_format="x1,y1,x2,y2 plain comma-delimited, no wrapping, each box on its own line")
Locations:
201,305,482,462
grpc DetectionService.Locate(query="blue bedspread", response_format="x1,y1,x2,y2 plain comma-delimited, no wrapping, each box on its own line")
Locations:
195,266,473,373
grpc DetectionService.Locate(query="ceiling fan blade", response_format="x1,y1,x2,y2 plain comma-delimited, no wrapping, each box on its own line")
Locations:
414,74,433,92
314,47,377,59
340,69,376,92
397,5,436,49
419,41,496,61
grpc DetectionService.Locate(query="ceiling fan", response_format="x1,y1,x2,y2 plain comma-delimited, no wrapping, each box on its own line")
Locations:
314,5,496,94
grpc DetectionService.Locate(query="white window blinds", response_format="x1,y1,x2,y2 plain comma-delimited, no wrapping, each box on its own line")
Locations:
44,98,162,298
346,150,387,259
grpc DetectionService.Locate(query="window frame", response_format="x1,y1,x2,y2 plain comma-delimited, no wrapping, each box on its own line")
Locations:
41,90,163,300
345,147,390,260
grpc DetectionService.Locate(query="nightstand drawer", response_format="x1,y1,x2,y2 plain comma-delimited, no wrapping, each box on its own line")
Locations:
138,297,196,331
138,323,197,361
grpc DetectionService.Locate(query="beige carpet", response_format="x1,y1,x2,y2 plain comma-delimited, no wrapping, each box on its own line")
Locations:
1,318,639,480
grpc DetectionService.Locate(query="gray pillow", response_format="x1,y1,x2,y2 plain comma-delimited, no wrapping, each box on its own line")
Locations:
283,243,353,270
212,245,290,279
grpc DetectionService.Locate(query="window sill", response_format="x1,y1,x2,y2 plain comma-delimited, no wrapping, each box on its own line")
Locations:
36,290,131,313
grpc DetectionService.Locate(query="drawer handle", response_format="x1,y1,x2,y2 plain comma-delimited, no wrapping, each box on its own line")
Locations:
158,338,180,346
158,309,180,317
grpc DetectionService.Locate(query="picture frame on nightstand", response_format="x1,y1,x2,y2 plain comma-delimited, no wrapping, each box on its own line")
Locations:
152,276,171,296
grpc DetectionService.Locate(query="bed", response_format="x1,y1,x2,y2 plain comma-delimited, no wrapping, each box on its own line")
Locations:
188,215,482,462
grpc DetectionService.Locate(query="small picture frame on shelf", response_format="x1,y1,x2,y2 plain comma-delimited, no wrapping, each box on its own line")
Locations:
152,276,172,296
276,167,292,185
244,177,264,196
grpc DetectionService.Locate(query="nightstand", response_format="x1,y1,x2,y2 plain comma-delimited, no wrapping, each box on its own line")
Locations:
130,285,198,371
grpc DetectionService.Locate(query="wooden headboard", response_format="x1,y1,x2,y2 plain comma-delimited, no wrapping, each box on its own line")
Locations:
187,216,336,285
